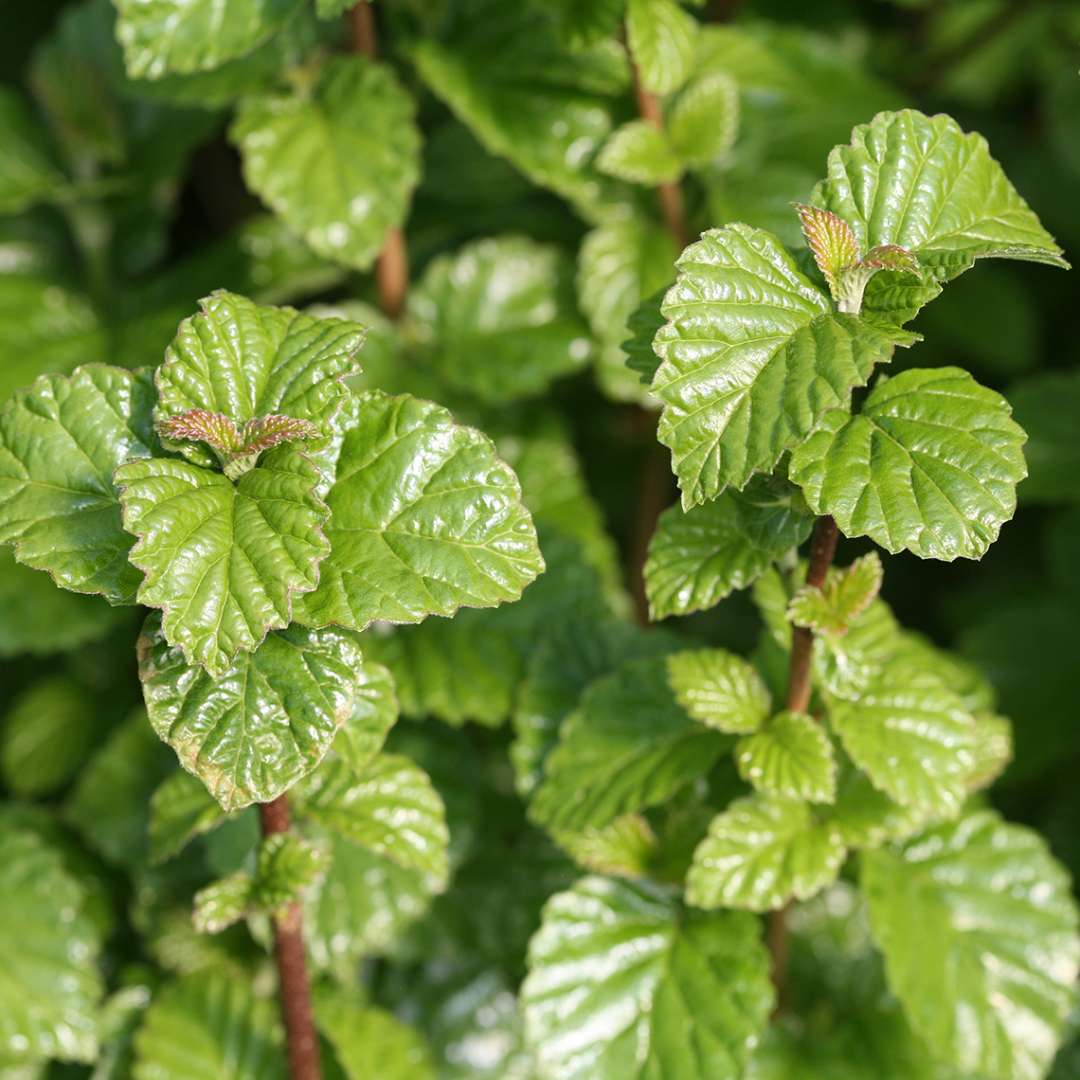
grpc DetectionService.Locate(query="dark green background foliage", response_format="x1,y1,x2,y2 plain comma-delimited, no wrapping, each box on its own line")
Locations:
0,0,1078,1077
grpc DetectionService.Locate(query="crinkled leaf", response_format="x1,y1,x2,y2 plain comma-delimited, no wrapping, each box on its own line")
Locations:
623,286,667,386
148,771,227,864
735,711,836,803
652,225,913,507
687,793,846,912
668,71,739,166
192,873,252,935
863,810,1080,1080
523,875,772,1079
530,655,730,832
788,551,883,635
0,89,67,213
791,366,1028,561
334,660,398,773
294,390,543,631
253,832,328,912
626,0,697,95
596,120,682,185
0,365,158,604
138,613,363,811
795,203,859,296
666,648,772,734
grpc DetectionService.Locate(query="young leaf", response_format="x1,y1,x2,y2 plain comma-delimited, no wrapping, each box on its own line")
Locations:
293,391,544,632
735,711,837,803
522,876,773,1079
788,551,884,635
192,873,253,935
687,793,846,912
625,0,697,96
666,648,772,734
863,811,1080,1080
791,367,1028,561
138,613,363,811
668,71,739,166
652,224,914,507
0,365,158,604
333,660,399,773
232,56,421,271
530,655,730,832
596,120,683,185
116,447,330,675
794,202,859,296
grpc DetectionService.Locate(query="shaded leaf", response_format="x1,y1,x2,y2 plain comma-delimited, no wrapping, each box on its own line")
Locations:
148,771,226,864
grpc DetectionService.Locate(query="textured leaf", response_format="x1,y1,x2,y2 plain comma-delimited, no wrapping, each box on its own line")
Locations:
645,478,813,618
530,655,730,832
626,0,697,95
192,873,252,935
791,366,1028,561
827,659,976,817
788,551,883,635
138,613,363,811
522,876,772,1079
116,447,329,675
253,832,328,911
623,286,667,386
232,56,420,271
966,712,1013,792
132,973,284,1080
863,811,1080,1080
334,660,398,773
687,793,846,912
0,365,158,603
0,89,67,214
652,225,913,507
0,821,103,1064
824,759,925,850
668,71,739,166
1009,370,1080,504
407,236,591,403
298,755,450,885
555,814,659,878
735,711,836,803
666,648,771,734
596,120,682,185
294,391,543,631
113,0,302,79
148,771,227,864
795,203,859,296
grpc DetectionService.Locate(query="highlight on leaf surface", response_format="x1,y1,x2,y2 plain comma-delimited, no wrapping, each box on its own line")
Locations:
788,551,884,636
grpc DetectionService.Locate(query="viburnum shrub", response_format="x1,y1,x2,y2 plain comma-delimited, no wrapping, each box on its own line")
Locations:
1,1,1078,1079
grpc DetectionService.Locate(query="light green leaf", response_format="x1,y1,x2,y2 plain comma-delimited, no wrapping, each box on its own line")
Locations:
116,447,329,675
138,613,363,811
555,814,659,877
788,551,883,635
252,832,328,912
315,0,354,16
293,391,543,632
812,593,901,701
966,712,1013,792
863,811,1080,1080
827,659,976,817
148,771,227,864
334,660,398,772
522,876,773,1079
791,366,1028,561
1009,369,1080,504
735,711,836,803
298,755,450,886
0,365,158,604
687,793,846,912
0,821,103,1065
652,224,913,507
407,236,591,403
232,55,420,271
668,71,739,166
626,0,697,95
0,89,67,214
666,648,771,734
113,0,302,79
529,655,730,832
824,759,925,850
132,973,284,1080
645,478,813,619
191,873,252,935
596,120,682,185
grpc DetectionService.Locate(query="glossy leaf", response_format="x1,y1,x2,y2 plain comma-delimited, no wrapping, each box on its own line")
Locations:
233,56,421,271
666,648,771,734
735,711,837,803
791,366,1028,561
863,811,1080,1080
626,0,697,95
788,551,883,635
522,876,773,1079
0,365,158,604
138,613,363,811
688,794,846,911
596,120,682,185
668,71,739,166
334,660,398,773
966,712,1013,792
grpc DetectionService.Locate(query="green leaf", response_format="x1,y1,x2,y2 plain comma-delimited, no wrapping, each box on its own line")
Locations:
113,0,302,79
232,56,421,272
824,758,925,850
596,120,682,185
827,659,976,817
666,648,772,734
132,973,284,1079
334,660,398,773
966,711,1012,792
138,613,363,811
298,755,450,886
623,286,667,386
645,478,813,619
192,873,252,935
0,821,103,1065
735,711,836,803
0,89,67,213
116,447,329,675
668,71,739,166
522,876,773,1079
788,551,883,635
407,236,591,403
543,0,626,49
0,365,158,604
529,655,730,832
652,225,914,507
148,771,227,864
252,832,327,911
293,391,544,631
863,811,1080,1080
687,793,846,912
315,0,354,16
626,0,697,95
791,366,1028,561
555,814,659,877
1009,370,1080,504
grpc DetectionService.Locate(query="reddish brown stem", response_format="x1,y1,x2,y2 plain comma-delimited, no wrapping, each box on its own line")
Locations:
349,2,410,318
260,797,321,1080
